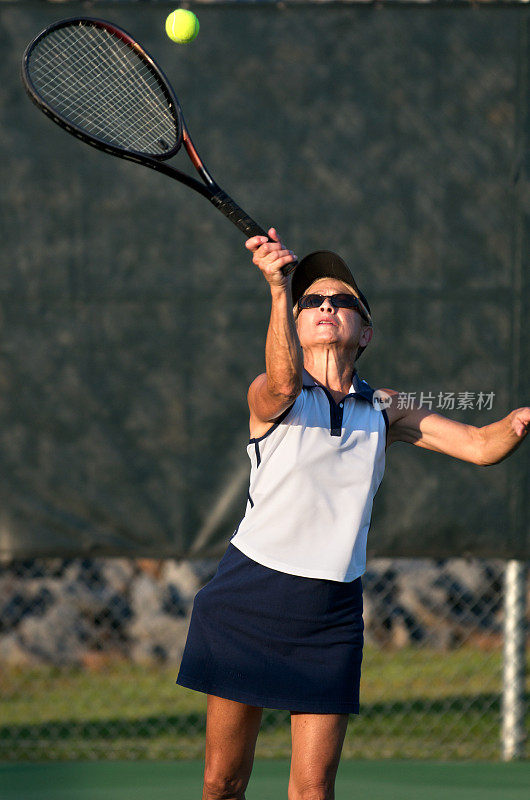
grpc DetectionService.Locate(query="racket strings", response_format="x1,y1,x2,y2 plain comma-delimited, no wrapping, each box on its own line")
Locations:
35,30,146,124
56,27,170,143
31,26,174,152
31,26,174,153
30,31,165,152
27,23,178,155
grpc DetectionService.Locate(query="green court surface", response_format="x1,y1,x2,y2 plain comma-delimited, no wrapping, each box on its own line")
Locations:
0,759,529,800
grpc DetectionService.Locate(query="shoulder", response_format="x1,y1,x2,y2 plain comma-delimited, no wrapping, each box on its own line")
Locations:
371,388,403,425
353,375,394,423
248,373,302,439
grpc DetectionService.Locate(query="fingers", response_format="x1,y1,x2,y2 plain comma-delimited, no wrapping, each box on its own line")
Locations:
514,421,526,437
252,244,293,264
514,419,529,437
245,227,296,286
245,227,282,252
245,235,268,251
259,255,297,286
512,408,530,437
253,245,297,285
252,247,296,271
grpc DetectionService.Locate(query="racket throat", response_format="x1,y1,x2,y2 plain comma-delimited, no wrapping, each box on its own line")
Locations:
182,128,216,190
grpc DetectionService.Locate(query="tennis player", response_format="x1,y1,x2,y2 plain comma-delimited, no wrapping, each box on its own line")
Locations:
176,228,529,800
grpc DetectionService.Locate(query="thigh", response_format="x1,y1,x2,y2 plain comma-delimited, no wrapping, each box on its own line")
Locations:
203,695,263,796
288,712,349,800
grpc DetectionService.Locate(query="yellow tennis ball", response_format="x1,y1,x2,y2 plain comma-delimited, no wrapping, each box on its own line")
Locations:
165,10,199,44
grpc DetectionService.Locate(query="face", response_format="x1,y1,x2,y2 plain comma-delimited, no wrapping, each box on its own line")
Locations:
295,278,373,354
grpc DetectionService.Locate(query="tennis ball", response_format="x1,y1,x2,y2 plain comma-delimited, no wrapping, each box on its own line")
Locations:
165,9,200,44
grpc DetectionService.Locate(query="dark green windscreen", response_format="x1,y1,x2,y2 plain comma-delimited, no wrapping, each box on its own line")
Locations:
0,2,528,558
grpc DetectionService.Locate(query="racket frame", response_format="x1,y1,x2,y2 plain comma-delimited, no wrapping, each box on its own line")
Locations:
21,16,296,270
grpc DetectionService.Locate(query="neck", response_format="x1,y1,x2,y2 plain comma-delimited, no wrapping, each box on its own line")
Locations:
302,347,356,393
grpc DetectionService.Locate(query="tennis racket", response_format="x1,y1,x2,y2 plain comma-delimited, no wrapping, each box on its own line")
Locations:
21,16,296,276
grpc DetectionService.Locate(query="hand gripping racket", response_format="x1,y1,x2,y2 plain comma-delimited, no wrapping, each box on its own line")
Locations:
21,16,296,276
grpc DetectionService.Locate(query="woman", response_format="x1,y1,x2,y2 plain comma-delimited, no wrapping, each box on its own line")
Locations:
176,229,529,800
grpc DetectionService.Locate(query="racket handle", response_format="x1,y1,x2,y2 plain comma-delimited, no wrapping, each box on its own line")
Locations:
210,190,297,277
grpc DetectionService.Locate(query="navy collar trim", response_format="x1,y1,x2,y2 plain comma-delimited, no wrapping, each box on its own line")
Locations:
302,369,375,404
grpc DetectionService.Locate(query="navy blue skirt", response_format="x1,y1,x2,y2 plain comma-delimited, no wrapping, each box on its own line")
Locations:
176,543,364,714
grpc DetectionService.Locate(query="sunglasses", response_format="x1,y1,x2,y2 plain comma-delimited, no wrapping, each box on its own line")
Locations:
297,293,371,323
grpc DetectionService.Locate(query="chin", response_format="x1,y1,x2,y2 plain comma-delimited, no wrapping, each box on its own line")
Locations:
314,332,342,343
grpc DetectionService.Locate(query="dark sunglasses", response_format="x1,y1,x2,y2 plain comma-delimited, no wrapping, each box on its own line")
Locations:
298,293,371,323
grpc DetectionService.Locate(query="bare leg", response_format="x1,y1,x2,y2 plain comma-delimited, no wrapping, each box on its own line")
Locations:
202,694,263,800
288,712,349,800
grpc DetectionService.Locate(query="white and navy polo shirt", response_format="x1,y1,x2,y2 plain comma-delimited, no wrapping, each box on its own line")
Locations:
230,369,389,582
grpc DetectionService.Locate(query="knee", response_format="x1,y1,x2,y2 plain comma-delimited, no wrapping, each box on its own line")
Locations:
203,771,247,800
288,780,335,800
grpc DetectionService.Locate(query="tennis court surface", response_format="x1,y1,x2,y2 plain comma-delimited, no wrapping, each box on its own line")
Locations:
1,759,529,800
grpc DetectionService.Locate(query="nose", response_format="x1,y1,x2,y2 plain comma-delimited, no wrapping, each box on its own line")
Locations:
319,297,335,312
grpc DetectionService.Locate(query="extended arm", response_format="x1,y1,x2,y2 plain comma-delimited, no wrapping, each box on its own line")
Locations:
382,389,530,465
246,228,303,424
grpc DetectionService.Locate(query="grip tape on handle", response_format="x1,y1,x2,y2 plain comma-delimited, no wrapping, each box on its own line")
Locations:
210,190,297,277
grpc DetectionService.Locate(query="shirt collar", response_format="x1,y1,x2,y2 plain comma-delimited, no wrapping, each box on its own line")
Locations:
352,372,375,403
302,368,375,404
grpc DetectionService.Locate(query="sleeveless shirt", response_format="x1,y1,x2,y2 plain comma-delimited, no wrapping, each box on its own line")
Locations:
230,369,388,582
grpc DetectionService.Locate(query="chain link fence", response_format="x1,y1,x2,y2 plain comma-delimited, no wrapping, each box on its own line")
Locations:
1,554,527,761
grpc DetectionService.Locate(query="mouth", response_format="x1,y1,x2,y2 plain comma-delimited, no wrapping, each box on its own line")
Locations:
317,321,336,326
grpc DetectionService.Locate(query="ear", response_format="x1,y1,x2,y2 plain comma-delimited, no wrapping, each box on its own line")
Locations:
360,325,373,348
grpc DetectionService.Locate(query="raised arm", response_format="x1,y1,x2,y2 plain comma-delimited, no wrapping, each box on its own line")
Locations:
382,389,530,465
246,228,303,428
